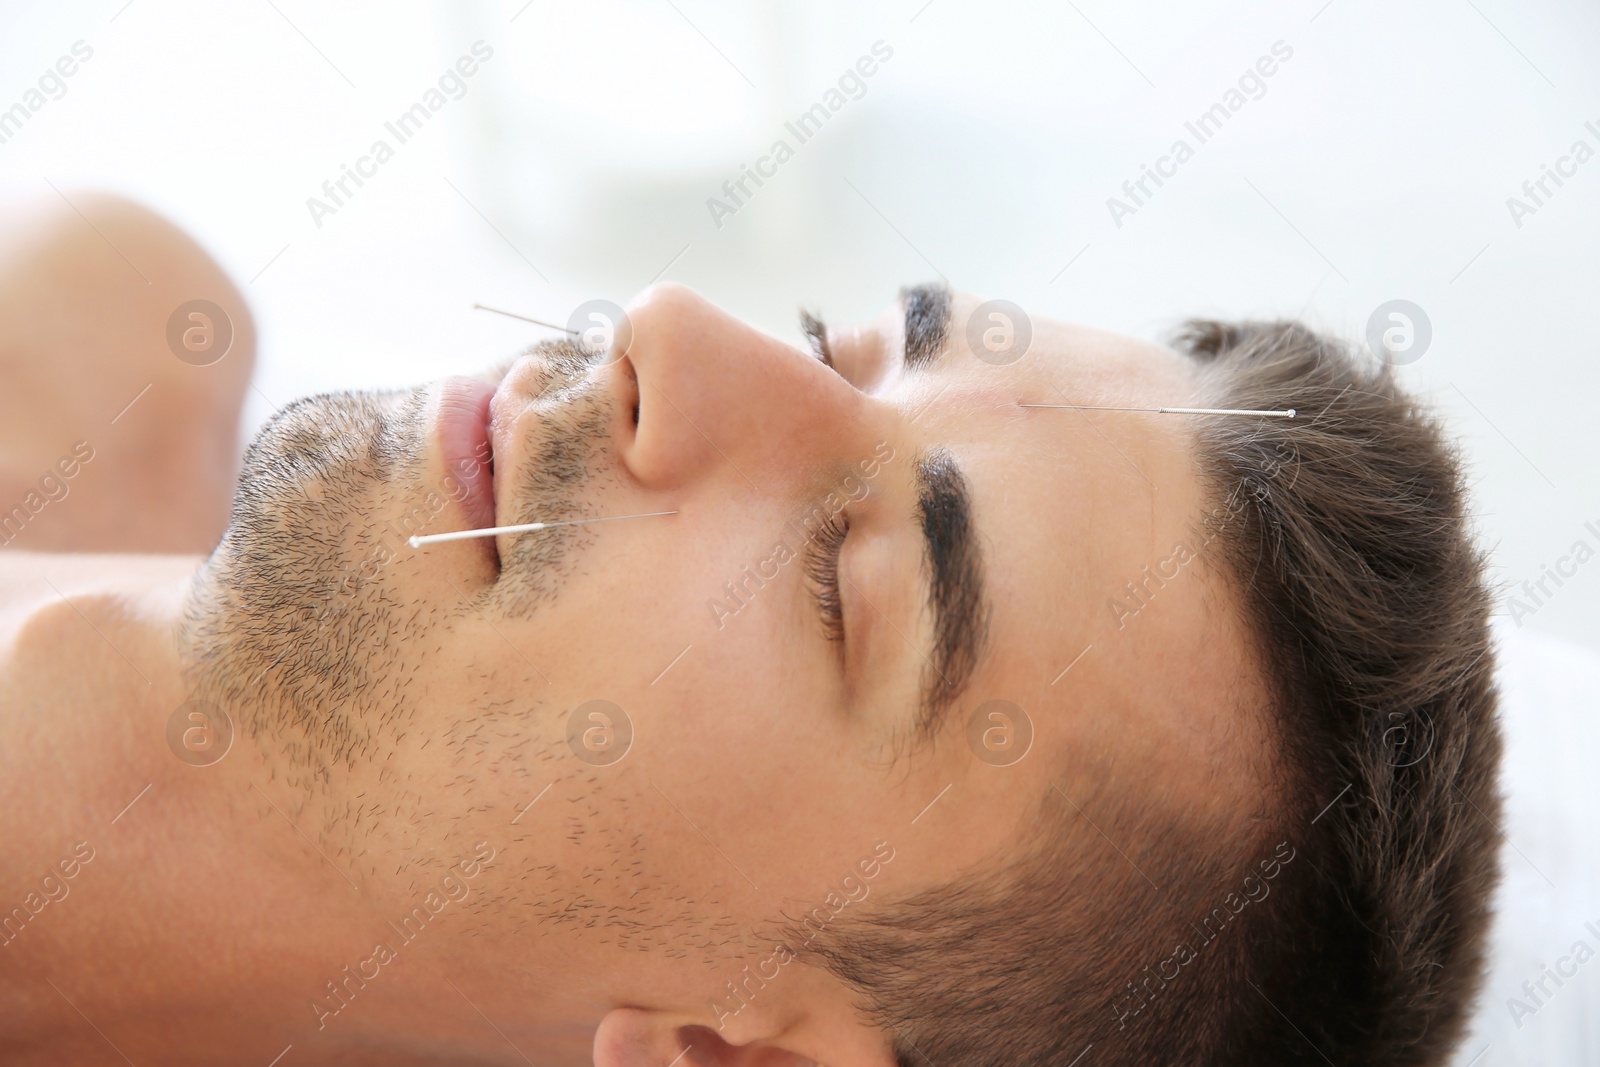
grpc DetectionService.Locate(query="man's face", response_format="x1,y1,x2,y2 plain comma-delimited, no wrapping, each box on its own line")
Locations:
184,283,1263,1047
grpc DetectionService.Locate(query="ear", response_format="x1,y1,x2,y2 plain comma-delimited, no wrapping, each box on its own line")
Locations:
594,1008,818,1067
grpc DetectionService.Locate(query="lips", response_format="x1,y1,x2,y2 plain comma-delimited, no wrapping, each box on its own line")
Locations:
436,376,498,535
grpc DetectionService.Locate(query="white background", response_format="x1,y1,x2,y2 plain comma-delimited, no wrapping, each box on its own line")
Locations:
1,3,1598,1062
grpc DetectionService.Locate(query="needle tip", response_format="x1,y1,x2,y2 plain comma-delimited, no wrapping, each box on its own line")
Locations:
408,536,421,549
1286,408,1297,419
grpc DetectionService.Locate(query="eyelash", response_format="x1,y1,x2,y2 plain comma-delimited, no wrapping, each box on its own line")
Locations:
795,310,847,644
803,510,849,644
799,309,835,369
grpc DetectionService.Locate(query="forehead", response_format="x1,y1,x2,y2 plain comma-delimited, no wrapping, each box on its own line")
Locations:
889,292,1268,822
896,291,1205,598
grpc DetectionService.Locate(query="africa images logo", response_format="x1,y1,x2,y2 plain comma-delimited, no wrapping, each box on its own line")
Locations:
1105,40,1294,228
706,40,895,229
305,41,494,228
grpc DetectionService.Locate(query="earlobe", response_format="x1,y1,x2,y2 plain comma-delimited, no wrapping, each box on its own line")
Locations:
594,1008,827,1067
593,1008,675,1067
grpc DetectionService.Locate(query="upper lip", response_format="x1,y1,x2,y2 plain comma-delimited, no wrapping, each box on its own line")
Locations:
485,357,548,523
487,383,515,524
483,349,619,528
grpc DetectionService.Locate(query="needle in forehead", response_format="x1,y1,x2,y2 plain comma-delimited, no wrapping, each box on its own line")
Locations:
408,510,677,549
1019,403,1297,418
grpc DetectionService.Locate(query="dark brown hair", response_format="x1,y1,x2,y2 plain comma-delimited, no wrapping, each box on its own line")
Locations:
804,319,1504,1066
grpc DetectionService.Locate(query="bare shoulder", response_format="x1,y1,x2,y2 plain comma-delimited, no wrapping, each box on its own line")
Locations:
0,551,201,648
0,192,254,554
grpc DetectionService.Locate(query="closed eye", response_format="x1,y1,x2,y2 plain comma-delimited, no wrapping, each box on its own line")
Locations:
799,309,835,370
802,510,848,644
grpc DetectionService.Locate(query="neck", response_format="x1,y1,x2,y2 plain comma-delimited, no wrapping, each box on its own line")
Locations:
0,551,593,1066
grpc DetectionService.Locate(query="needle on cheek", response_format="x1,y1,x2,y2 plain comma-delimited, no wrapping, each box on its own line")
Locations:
408,510,678,549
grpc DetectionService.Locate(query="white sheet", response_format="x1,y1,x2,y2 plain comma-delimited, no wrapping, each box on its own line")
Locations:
1450,622,1600,1066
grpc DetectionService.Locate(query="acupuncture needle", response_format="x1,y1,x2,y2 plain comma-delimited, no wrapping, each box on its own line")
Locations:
469,305,1299,420
1019,404,1296,418
409,510,677,549
471,303,579,334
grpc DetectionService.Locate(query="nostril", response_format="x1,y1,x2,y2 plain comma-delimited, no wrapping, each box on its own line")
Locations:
619,356,641,428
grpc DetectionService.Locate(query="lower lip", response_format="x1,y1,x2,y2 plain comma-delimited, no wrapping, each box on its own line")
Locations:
436,376,498,535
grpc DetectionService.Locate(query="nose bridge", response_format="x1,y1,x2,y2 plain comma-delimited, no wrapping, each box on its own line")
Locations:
623,284,869,489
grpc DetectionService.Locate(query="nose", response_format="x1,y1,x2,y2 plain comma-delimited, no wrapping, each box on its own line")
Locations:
617,283,878,491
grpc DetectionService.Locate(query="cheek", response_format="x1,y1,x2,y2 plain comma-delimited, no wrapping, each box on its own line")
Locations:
435,491,885,890
492,497,817,714
628,642,848,837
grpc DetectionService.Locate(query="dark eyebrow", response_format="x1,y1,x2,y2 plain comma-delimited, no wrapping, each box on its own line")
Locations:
901,282,952,369
914,448,989,742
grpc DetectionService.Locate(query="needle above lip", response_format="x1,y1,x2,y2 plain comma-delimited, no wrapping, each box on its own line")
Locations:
471,303,578,334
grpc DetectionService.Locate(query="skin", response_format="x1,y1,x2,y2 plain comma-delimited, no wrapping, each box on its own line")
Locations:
0,193,253,554
0,201,1270,1067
